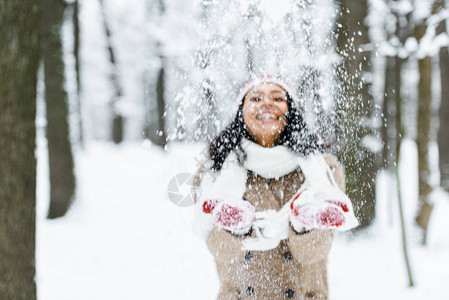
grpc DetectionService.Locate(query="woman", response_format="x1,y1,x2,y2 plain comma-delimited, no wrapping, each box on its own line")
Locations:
192,75,357,299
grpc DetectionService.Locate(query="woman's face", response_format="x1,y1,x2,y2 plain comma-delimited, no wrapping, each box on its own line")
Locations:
242,82,289,147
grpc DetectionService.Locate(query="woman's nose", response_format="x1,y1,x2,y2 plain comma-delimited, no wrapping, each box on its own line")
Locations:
260,94,273,107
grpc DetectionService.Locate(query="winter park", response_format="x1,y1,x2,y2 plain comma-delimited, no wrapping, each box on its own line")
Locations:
2,0,449,299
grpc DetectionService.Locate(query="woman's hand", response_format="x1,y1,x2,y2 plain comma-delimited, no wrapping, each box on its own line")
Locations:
201,198,256,235
289,188,346,232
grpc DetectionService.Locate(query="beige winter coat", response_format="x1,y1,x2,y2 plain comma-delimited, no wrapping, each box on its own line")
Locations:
194,153,345,300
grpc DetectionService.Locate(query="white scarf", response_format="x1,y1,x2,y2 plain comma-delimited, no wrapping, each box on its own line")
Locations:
192,138,358,251
241,138,300,179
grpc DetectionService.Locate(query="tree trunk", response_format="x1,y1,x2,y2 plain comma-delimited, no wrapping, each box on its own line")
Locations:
73,0,85,147
414,19,433,245
41,0,76,219
436,1,449,191
382,55,396,169
393,5,414,285
112,114,124,143
336,0,378,229
144,0,168,145
0,1,41,298
153,64,167,147
98,0,124,143
395,140,414,286
382,51,398,226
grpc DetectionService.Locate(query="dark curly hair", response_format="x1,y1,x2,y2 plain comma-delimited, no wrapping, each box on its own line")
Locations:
208,93,325,172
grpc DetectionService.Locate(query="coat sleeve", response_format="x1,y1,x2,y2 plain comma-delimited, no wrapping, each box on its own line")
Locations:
191,162,215,240
288,153,345,265
192,162,248,261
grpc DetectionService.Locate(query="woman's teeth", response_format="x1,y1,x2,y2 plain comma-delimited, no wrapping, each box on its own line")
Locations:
257,114,277,120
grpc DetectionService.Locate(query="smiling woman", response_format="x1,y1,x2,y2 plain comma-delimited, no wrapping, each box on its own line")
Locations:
191,75,358,299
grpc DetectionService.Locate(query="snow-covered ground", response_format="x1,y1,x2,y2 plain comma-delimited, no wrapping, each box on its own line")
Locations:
36,139,449,300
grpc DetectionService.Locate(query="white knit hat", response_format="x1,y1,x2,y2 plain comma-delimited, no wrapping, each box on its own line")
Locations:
233,75,302,113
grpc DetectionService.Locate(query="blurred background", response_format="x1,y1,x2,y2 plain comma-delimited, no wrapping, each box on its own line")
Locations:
1,0,449,299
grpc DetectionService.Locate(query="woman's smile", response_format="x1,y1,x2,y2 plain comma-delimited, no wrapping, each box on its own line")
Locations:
257,115,278,123
255,111,280,122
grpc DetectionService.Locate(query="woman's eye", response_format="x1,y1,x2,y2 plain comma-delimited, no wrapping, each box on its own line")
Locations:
251,97,260,102
274,97,285,102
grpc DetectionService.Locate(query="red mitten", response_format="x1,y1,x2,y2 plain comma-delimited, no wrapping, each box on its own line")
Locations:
212,199,256,235
290,189,346,231
201,199,219,214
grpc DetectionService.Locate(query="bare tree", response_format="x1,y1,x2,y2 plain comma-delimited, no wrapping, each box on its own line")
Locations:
0,0,41,298
414,5,434,245
154,58,167,147
143,0,167,147
154,0,168,147
392,3,414,286
336,0,378,228
98,0,124,143
73,0,85,147
381,53,396,169
436,0,449,191
41,0,76,219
